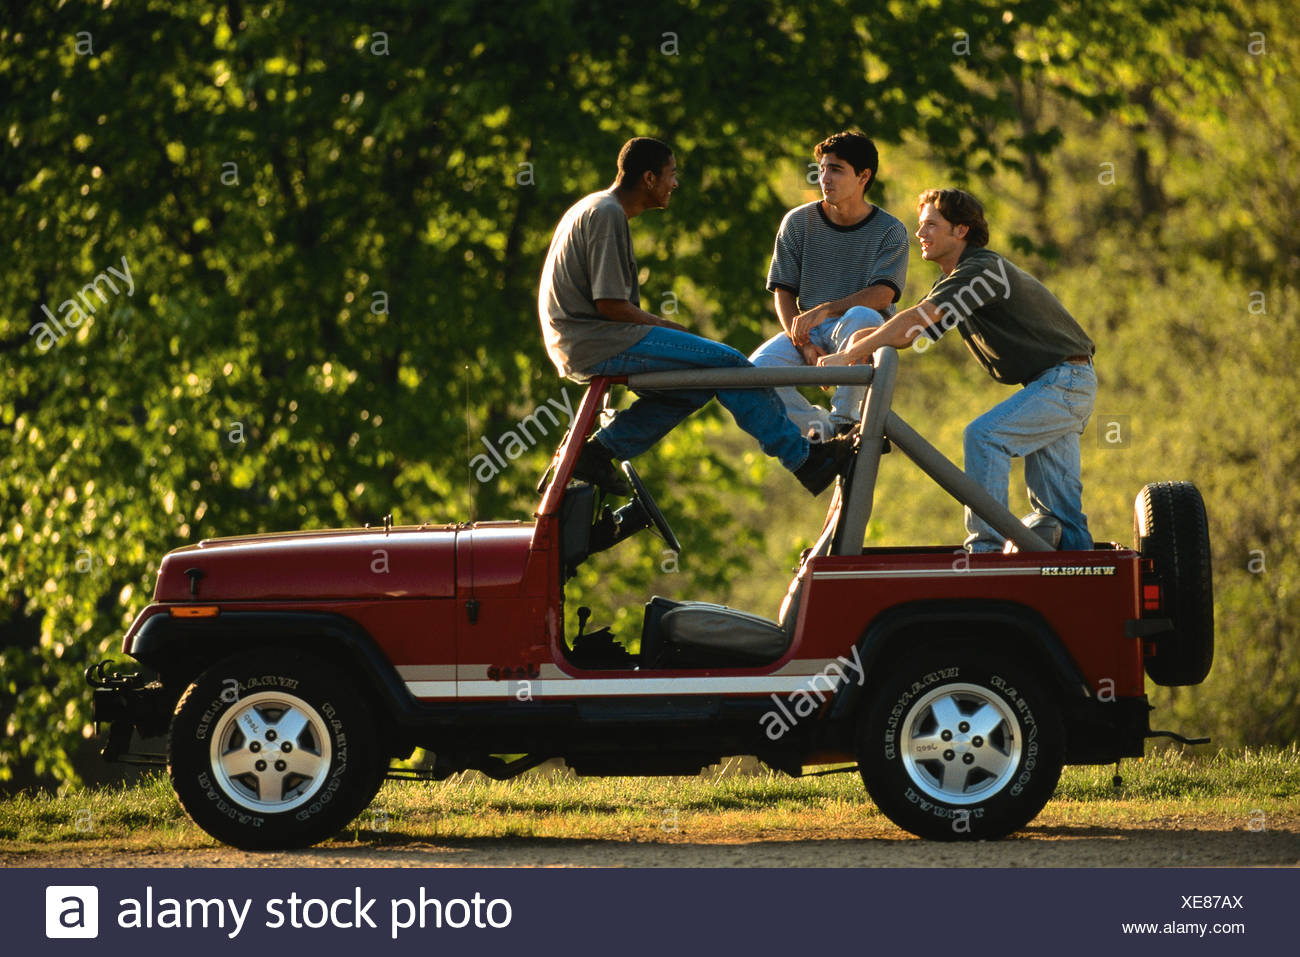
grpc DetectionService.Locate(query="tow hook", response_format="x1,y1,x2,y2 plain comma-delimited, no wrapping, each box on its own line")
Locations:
1146,729,1211,746
85,659,169,765
85,658,146,691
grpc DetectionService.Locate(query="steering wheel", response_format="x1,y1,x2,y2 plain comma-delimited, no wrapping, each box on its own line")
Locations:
620,461,681,555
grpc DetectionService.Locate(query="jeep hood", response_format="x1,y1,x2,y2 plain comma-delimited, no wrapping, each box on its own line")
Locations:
153,525,464,602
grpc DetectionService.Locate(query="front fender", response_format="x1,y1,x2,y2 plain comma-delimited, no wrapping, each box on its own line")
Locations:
127,609,421,726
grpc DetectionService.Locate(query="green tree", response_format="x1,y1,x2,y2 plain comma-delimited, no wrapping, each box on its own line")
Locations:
2,0,1276,788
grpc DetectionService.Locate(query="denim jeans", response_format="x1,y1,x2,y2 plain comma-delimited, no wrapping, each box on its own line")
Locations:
749,306,884,439
582,326,810,470
963,360,1097,552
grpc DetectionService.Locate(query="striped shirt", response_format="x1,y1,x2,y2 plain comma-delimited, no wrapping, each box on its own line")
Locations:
766,201,909,314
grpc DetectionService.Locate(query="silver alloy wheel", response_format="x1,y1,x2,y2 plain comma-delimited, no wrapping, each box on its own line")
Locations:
209,691,332,813
899,681,1022,805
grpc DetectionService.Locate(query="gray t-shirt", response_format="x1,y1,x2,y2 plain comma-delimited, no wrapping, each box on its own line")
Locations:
766,201,909,314
922,246,1095,385
538,190,650,377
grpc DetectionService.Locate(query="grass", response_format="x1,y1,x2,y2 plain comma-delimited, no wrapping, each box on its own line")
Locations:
1,747,1297,848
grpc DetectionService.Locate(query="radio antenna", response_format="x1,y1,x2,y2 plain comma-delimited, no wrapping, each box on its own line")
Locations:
465,364,476,522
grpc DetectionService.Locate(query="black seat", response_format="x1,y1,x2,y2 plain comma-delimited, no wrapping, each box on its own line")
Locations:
640,515,837,667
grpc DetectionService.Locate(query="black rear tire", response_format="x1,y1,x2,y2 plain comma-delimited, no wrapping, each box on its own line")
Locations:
169,649,387,850
857,650,1064,841
1134,482,1214,686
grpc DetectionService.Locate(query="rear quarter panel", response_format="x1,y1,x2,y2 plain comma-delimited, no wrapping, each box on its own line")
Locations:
794,548,1144,697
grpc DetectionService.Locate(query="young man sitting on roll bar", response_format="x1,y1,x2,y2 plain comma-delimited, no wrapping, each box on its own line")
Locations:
538,136,854,497
819,188,1096,551
750,130,909,441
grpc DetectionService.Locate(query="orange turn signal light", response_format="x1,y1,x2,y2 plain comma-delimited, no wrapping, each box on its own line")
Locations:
169,605,220,618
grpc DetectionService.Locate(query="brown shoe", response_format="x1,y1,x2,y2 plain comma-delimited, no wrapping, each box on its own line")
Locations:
793,434,855,495
572,438,631,496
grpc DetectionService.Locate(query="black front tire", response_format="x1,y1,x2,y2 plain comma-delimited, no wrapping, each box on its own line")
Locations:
168,649,387,850
858,650,1064,841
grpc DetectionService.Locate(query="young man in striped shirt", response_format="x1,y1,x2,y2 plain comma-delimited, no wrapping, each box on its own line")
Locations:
750,131,910,439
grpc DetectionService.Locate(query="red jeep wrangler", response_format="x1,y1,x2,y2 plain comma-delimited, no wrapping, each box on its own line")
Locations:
88,349,1213,848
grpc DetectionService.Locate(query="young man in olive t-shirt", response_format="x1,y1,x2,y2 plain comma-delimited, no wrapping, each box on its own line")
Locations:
819,188,1096,551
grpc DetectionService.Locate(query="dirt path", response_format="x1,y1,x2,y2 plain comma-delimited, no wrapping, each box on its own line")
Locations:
5,812,1297,868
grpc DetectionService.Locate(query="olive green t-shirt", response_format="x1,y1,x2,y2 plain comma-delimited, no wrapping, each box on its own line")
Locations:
538,190,650,378
922,247,1094,385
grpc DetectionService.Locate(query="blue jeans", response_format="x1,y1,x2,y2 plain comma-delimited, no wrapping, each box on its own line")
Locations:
582,327,810,471
963,361,1097,552
749,306,885,439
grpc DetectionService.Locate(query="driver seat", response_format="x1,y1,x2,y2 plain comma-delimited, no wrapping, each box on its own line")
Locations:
641,514,837,667
655,600,791,664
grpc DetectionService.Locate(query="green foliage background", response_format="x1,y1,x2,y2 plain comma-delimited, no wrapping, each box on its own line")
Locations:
2,0,1296,788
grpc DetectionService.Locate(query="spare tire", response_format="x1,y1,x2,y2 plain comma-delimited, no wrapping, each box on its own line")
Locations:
1133,482,1214,686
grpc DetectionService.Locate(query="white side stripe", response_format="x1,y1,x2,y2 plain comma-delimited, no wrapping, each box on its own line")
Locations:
395,665,456,681
813,568,1042,580
405,674,847,699
406,680,458,697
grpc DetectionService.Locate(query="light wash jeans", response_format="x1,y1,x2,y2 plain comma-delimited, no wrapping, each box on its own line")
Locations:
749,306,884,439
963,360,1097,552
582,327,810,471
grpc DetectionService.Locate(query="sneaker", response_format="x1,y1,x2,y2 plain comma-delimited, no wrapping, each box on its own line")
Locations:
793,434,855,495
830,420,891,453
804,420,835,444
572,438,631,496
806,420,854,443
826,418,889,447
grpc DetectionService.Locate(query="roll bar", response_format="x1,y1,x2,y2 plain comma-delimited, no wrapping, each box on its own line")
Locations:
624,347,1053,554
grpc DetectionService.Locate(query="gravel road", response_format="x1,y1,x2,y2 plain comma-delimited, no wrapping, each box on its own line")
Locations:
4,813,1297,868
